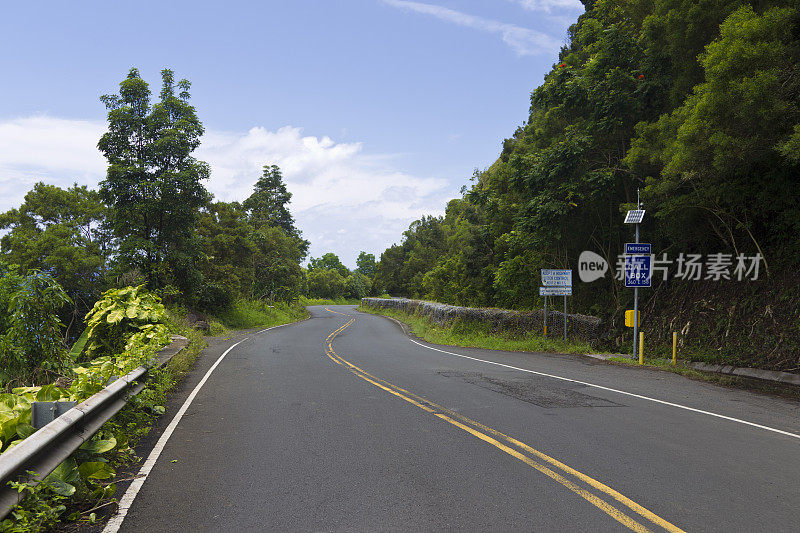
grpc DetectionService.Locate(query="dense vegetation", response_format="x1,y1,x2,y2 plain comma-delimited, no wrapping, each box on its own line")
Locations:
373,0,800,369
0,69,310,338
303,251,379,300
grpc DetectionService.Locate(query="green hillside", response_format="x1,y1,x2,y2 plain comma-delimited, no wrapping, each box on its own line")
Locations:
374,0,800,370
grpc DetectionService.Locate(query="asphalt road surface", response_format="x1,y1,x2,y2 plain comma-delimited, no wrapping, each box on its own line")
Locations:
108,305,800,532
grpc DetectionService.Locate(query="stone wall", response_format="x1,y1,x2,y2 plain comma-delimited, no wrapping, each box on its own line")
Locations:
361,297,603,343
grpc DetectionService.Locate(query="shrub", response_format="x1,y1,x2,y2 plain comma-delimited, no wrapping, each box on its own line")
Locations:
83,285,169,361
0,268,72,385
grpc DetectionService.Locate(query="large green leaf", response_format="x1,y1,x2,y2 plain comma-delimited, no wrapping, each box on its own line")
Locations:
79,436,117,454
11,386,40,396
68,328,90,359
15,423,35,439
48,457,81,486
0,409,14,424
106,308,125,324
77,461,115,481
48,478,76,497
0,394,17,410
1,419,18,442
35,384,63,402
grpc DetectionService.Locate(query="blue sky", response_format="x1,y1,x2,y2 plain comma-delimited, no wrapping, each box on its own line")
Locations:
0,0,584,267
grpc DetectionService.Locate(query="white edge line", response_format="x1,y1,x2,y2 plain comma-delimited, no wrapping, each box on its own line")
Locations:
104,322,293,533
408,338,800,440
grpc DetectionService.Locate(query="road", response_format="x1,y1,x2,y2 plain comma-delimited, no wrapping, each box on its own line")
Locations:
108,305,800,532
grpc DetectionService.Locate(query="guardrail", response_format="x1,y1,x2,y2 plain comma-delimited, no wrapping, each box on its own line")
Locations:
0,335,189,520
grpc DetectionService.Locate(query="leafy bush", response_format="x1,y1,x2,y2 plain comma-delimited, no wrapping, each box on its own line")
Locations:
195,283,233,312
0,473,69,532
0,268,72,386
1,286,175,532
83,285,169,361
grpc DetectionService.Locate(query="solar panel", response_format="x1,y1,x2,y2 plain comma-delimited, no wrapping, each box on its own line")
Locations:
624,209,645,224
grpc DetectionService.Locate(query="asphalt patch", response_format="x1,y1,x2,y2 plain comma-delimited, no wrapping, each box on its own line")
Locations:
437,370,623,408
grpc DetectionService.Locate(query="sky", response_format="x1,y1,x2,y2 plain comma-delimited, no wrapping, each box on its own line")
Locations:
0,0,584,268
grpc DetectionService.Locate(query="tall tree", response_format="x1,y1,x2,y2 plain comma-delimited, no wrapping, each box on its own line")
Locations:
308,252,349,277
355,252,377,278
243,164,309,259
98,68,210,295
243,165,293,232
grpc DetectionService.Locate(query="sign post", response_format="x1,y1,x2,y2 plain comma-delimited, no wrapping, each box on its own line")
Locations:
540,270,572,341
543,295,547,336
623,190,650,358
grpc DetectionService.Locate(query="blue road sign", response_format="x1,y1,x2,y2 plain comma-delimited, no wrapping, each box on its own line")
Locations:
624,255,652,288
625,243,651,255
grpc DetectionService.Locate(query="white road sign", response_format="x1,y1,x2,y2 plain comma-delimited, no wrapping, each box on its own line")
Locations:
541,269,572,287
539,286,572,296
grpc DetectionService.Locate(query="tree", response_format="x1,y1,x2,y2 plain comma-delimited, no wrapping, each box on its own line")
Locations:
243,165,294,233
98,68,210,296
308,253,349,277
243,164,309,259
306,268,347,299
195,201,305,308
0,182,110,329
250,226,304,302
628,5,800,263
0,265,72,385
355,252,376,278
345,272,371,299
196,201,257,308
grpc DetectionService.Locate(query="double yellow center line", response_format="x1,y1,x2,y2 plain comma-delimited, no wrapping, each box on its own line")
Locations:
323,309,685,533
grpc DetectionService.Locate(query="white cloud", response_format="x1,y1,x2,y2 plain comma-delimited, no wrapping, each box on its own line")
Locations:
197,125,454,264
0,115,106,208
383,0,560,56
0,115,455,267
512,0,584,13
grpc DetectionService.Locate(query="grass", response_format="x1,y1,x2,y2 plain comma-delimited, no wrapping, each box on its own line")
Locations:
359,305,593,354
361,304,800,400
604,356,800,400
298,296,362,306
163,326,208,382
212,299,308,330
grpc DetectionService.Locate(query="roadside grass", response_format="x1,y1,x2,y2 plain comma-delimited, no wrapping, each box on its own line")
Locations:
361,305,800,400
358,305,592,355
605,355,800,400
299,296,361,306
212,300,308,330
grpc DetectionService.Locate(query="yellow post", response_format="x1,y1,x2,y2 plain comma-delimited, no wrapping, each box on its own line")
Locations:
672,332,677,365
638,331,644,364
